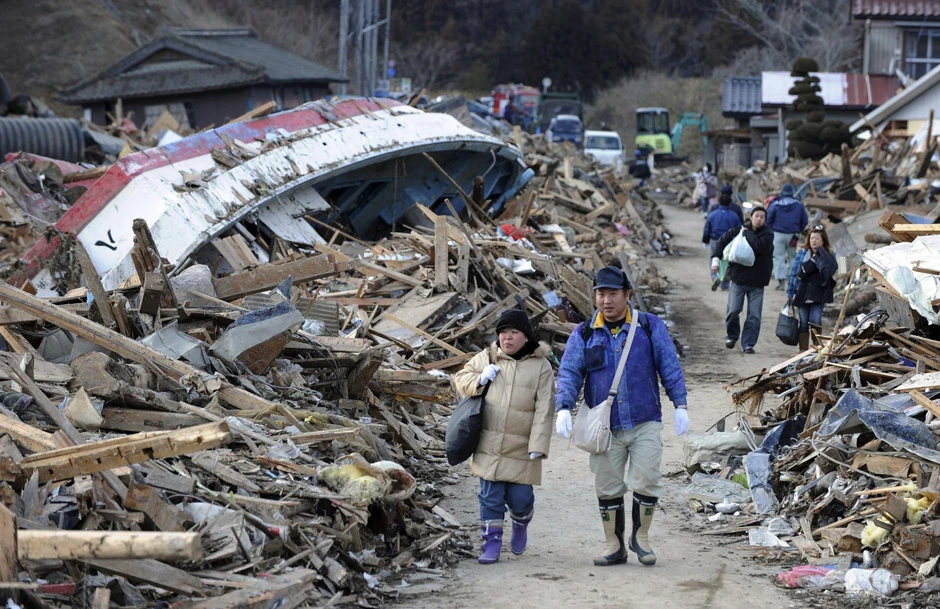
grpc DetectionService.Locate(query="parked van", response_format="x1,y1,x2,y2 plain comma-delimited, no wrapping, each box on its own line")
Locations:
584,130,624,172
545,114,584,147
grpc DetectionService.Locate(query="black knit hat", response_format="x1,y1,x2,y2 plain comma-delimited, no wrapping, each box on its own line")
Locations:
495,309,534,340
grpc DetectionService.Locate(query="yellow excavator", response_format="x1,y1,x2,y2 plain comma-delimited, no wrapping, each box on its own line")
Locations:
634,108,707,160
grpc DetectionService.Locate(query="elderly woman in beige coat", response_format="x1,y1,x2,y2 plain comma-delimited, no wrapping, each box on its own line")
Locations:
454,309,555,564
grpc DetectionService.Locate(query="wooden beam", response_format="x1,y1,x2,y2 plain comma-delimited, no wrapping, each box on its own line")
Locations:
910,390,940,419
212,255,358,300
0,414,56,453
18,421,231,483
225,100,277,125
359,262,424,288
18,530,201,561
0,504,16,591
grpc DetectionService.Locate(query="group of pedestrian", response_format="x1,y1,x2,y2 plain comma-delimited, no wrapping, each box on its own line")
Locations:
454,266,690,566
448,178,839,567
702,177,836,355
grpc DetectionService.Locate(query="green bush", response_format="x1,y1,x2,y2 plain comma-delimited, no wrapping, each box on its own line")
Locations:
792,57,820,75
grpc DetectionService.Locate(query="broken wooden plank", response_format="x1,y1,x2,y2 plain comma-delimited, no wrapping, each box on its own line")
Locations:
74,240,116,328
212,255,357,300
18,421,231,483
289,427,362,445
383,314,464,357
124,482,185,532
87,558,202,595
359,262,424,288
0,282,280,414
100,408,205,433
434,215,449,291
0,504,16,588
191,452,261,493
19,530,201,561
182,568,317,609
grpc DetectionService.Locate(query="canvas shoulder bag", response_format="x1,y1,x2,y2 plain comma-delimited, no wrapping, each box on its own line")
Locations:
572,313,640,454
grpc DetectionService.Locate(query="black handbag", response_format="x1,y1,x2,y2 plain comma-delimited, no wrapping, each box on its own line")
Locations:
445,354,493,466
775,300,800,346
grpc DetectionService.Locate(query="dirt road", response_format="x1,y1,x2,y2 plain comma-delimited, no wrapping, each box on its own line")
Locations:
400,202,804,609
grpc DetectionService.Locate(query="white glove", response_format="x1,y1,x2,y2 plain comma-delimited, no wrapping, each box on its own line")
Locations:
529,452,544,460
674,408,690,435
479,364,500,385
555,409,572,438
702,243,709,250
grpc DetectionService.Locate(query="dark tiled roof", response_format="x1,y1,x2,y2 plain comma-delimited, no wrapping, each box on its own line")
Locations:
61,29,346,104
722,76,762,117
853,0,940,19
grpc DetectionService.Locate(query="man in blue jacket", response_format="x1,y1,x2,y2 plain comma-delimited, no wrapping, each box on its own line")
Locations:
703,190,742,290
554,266,689,567
766,183,809,291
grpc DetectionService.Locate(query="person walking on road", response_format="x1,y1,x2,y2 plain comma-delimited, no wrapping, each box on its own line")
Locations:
703,190,742,291
453,310,555,565
629,149,652,186
786,227,838,351
697,164,718,217
711,206,774,353
708,184,744,222
553,266,690,567
767,183,809,291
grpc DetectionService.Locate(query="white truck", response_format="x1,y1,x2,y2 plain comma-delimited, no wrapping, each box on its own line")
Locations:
583,130,624,172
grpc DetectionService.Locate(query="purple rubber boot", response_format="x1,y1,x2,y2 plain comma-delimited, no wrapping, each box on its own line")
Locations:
478,521,503,564
510,513,532,555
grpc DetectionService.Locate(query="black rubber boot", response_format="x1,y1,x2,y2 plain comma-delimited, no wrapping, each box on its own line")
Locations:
630,493,658,566
593,498,628,566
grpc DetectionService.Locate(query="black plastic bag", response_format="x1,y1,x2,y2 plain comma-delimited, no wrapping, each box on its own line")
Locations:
445,356,493,466
775,301,799,346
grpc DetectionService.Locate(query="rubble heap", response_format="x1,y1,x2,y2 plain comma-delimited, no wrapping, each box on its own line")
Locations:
683,156,940,599
0,115,670,606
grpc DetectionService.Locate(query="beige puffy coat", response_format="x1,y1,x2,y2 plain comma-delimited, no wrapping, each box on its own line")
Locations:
453,342,555,485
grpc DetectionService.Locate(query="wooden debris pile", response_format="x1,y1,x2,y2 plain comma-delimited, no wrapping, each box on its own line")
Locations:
684,227,940,597
0,121,675,605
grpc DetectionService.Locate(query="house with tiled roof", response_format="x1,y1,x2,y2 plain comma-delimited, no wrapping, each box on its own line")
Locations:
853,0,940,78
719,72,898,166
61,28,346,130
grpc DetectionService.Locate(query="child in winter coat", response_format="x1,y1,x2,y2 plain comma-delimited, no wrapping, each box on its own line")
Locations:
453,309,555,564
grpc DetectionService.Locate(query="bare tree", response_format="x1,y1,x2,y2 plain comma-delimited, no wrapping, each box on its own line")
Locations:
392,36,461,91
715,0,862,73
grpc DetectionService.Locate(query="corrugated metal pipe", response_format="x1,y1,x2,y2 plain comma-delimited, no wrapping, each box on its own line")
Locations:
0,117,84,163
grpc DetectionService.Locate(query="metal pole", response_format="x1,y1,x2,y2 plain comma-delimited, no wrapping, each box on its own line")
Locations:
338,0,349,95
369,0,379,95
383,0,391,92
355,0,364,95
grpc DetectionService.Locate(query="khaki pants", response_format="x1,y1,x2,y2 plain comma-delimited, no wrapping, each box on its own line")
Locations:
589,421,664,499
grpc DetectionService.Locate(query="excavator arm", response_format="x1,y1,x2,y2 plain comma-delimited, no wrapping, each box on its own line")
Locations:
670,113,708,155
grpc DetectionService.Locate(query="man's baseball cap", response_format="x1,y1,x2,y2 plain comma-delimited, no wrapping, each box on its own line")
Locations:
593,266,632,291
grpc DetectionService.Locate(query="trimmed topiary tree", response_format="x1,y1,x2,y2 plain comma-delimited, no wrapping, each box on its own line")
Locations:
787,57,852,159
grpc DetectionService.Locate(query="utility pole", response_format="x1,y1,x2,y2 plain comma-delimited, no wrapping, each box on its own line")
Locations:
338,0,391,97
383,0,391,90
337,0,349,95
355,0,364,95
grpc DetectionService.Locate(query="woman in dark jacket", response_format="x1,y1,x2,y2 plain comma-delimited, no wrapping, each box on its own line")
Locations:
786,227,837,350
